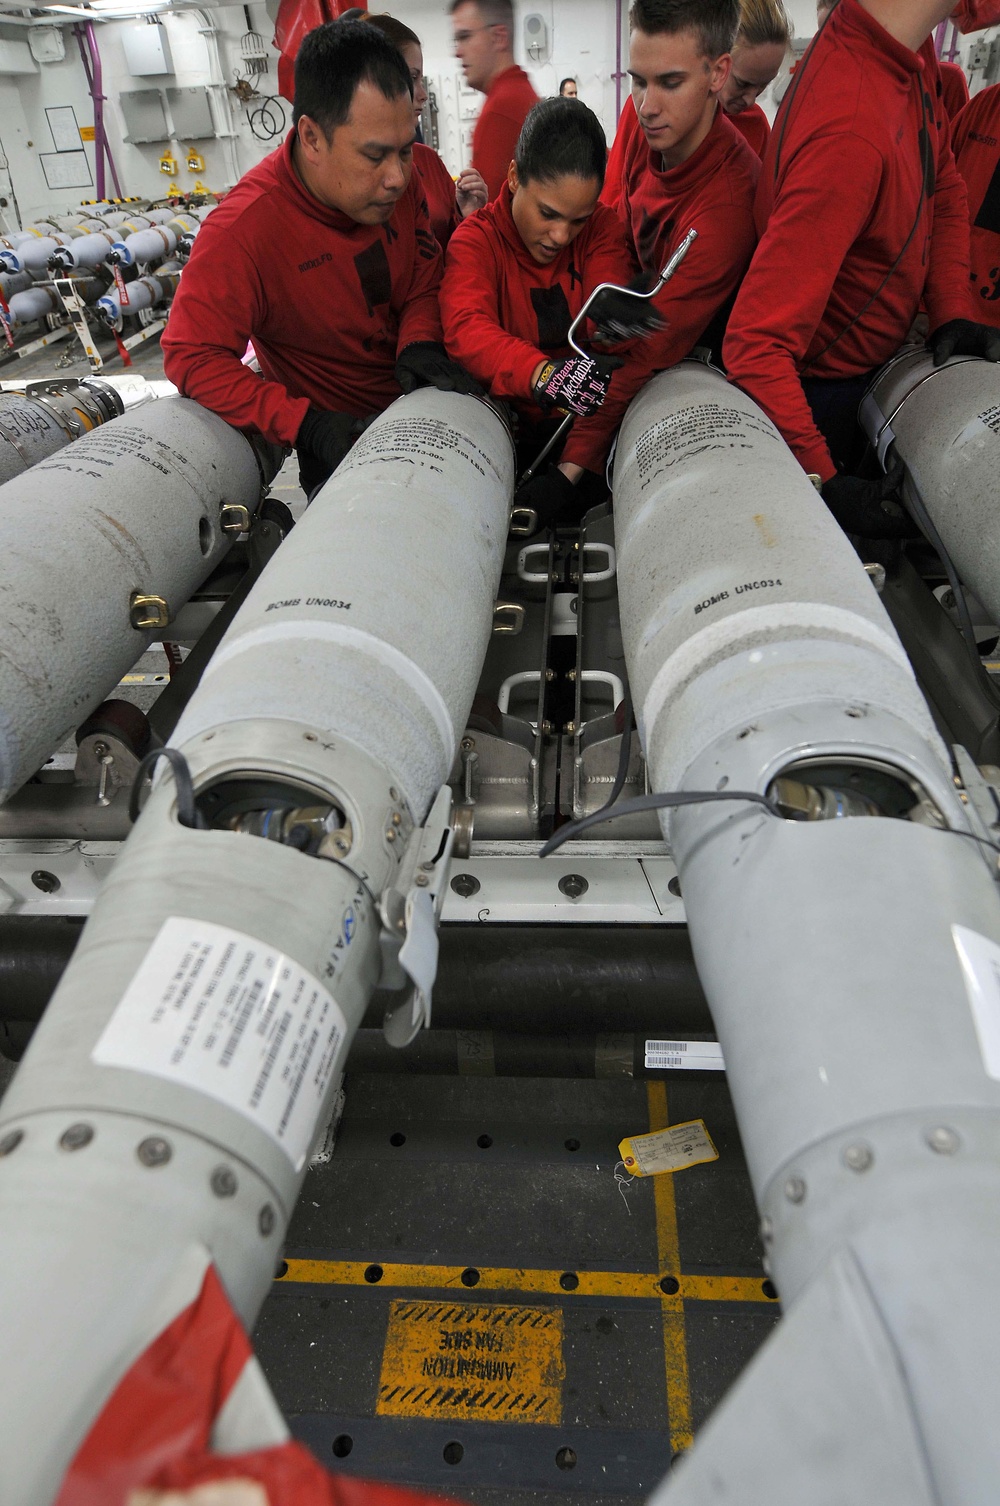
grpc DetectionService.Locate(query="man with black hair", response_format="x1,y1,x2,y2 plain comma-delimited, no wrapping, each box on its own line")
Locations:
440,96,636,507
725,0,999,538
163,19,478,496
451,0,539,200
548,0,760,484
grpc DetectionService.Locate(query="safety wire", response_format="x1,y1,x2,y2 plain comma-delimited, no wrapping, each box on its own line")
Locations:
538,779,1000,868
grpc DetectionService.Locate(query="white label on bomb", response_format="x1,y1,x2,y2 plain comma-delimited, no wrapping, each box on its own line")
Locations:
93,917,347,1170
952,923,1000,1080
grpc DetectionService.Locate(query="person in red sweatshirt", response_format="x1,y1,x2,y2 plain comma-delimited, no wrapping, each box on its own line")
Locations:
724,0,1000,538
362,12,488,246
441,95,647,516
548,0,759,492
451,0,540,201
719,0,790,155
162,20,479,496
602,0,784,218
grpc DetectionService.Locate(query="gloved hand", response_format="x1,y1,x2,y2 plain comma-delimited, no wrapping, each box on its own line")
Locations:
821,462,917,539
533,354,623,418
586,281,667,343
514,463,580,532
395,342,484,396
927,318,1000,366
296,408,367,474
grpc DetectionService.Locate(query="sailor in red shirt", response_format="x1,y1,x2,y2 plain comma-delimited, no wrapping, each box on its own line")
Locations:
724,0,1000,538
602,0,784,225
553,0,759,486
363,12,488,247
720,0,790,154
162,21,479,496
451,0,540,202
442,96,647,519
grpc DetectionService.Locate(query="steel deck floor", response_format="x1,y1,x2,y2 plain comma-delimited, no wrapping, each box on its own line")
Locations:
254,1068,780,1503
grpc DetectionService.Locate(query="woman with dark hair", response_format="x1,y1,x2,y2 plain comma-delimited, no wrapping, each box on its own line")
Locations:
441,96,642,509
363,12,489,244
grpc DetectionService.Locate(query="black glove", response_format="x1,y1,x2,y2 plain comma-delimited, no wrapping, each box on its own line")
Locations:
296,408,367,474
514,463,579,532
395,342,484,396
586,283,667,343
927,318,1000,366
821,462,917,539
533,354,624,418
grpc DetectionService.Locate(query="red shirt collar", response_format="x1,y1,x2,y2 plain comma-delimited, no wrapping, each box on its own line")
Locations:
641,105,731,188
828,0,925,78
275,131,380,232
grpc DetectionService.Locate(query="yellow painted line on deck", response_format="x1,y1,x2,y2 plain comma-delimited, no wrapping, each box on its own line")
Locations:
276,1258,776,1306
376,1299,565,1425
647,1080,693,1454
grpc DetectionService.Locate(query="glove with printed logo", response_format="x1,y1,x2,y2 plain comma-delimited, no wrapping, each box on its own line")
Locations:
533,354,624,418
587,277,667,344
821,462,917,539
927,318,1000,366
296,408,368,475
395,342,484,396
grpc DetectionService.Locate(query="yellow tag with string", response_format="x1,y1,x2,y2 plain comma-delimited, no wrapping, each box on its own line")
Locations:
618,1119,718,1177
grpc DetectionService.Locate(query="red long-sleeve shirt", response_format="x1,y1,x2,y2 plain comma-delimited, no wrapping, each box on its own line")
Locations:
562,108,760,474
472,65,540,202
162,133,443,446
952,83,1000,325
730,102,771,158
602,98,640,217
440,184,634,421
724,0,973,481
602,98,770,221
940,59,971,121
413,142,460,249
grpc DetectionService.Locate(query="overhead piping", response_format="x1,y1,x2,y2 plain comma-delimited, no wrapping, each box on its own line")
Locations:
73,22,123,200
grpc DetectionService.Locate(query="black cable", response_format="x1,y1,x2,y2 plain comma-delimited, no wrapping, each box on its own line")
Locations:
248,97,286,142
539,789,779,857
539,784,1000,868
128,747,203,828
598,681,634,816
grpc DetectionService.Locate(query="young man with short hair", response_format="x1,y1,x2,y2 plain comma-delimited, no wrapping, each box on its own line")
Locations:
724,0,999,537
163,20,478,495
602,0,787,223
451,0,540,202
539,0,759,496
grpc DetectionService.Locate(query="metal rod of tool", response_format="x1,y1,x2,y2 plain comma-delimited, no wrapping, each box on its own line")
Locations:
517,226,698,491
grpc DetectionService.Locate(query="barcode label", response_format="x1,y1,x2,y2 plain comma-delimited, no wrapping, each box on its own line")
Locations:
645,1040,725,1071
93,917,347,1171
